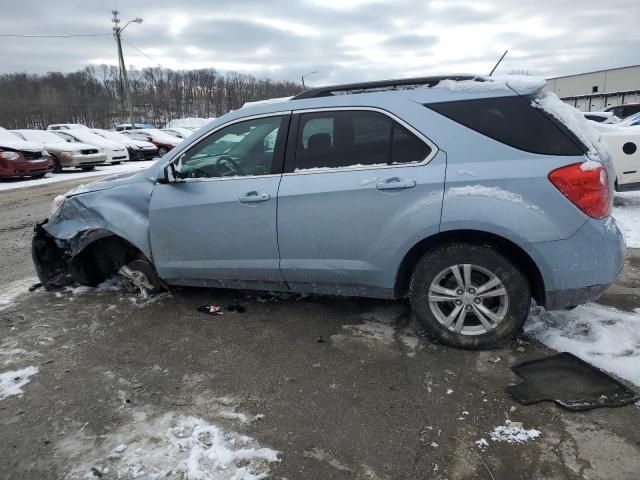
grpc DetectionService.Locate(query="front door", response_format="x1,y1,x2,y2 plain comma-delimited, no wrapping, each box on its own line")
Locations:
277,108,445,296
149,113,290,289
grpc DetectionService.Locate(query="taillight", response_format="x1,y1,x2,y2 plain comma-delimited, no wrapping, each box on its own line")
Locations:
548,162,610,219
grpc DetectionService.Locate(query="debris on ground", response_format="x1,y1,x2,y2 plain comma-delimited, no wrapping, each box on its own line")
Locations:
490,420,541,444
507,352,639,410
197,305,223,316
0,366,38,401
316,336,326,343
28,283,42,292
226,302,246,313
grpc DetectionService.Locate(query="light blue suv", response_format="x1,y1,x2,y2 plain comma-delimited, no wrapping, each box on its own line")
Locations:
33,75,625,349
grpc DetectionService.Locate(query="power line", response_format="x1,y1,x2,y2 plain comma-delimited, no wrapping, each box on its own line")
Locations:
122,38,160,65
0,33,111,38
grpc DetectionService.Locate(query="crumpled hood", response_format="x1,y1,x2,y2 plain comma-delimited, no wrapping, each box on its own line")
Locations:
65,167,154,197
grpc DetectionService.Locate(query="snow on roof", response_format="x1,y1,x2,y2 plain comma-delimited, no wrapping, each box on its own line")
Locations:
165,118,212,129
532,91,608,158
242,96,294,108
434,75,546,95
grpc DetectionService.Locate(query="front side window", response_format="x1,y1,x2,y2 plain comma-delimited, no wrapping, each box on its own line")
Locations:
180,115,284,179
294,110,431,171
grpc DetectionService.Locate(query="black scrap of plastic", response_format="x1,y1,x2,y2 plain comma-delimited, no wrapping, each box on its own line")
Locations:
91,467,104,478
28,283,43,292
197,305,223,315
227,303,246,313
316,336,325,343
507,352,639,411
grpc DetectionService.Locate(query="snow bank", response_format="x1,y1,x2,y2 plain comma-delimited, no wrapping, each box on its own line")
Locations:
490,421,541,444
0,366,38,400
532,92,608,159
525,304,640,387
0,161,152,192
613,191,640,248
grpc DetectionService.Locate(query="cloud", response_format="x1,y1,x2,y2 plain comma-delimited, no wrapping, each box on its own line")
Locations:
0,0,638,84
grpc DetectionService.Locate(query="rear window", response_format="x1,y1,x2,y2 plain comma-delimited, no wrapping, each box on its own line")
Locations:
426,96,585,156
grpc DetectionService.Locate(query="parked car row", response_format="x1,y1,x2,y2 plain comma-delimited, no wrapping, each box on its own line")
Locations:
0,124,189,180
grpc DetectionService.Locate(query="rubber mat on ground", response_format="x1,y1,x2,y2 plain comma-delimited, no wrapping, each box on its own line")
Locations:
506,352,639,411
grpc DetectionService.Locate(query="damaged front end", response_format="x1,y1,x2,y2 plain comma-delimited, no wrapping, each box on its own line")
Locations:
32,221,144,290
31,166,164,294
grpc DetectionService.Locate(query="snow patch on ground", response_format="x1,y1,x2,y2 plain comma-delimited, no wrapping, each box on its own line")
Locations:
0,366,38,400
613,191,640,248
490,421,541,444
60,408,279,480
65,275,128,296
0,161,152,192
524,304,640,387
0,276,38,311
343,321,396,344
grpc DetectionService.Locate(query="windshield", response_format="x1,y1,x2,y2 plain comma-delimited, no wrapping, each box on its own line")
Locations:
618,112,640,127
63,130,108,144
0,127,20,141
16,130,65,143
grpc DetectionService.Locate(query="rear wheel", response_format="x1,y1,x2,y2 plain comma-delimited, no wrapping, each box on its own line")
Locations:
410,242,530,349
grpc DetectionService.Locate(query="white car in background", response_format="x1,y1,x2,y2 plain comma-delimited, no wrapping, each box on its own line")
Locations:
11,129,106,172
46,123,90,131
599,126,640,191
90,129,159,161
52,130,129,164
583,111,621,124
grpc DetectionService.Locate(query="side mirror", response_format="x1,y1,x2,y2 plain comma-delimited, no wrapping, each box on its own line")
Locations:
158,154,184,184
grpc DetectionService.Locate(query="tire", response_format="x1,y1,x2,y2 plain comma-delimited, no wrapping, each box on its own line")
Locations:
30,174,46,179
409,242,530,350
111,162,121,165
81,166,95,171
50,155,62,173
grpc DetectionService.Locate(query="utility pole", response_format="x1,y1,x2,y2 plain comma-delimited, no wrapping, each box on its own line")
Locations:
112,10,137,127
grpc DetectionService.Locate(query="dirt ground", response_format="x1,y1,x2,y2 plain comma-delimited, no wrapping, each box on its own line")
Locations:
1,178,639,480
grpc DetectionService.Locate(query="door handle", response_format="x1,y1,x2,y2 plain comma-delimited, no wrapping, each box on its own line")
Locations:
376,177,416,190
239,191,271,203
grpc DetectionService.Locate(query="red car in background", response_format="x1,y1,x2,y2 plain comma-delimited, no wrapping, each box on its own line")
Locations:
0,127,53,179
120,128,180,156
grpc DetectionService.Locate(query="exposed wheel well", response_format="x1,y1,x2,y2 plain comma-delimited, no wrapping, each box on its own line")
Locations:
69,234,141,286
394,230,545,305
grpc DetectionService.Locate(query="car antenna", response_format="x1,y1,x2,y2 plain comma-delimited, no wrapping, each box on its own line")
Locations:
488,49,508,76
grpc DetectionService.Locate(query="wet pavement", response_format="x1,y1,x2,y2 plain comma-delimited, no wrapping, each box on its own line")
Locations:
1,180,639,480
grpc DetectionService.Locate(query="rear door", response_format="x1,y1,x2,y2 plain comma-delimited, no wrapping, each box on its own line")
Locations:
277,108,446,296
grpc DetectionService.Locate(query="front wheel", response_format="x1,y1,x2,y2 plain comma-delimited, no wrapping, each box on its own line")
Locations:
410,243,530,350
81,166,95,171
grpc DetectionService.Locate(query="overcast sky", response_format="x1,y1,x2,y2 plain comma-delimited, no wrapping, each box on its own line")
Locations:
1,0,639,85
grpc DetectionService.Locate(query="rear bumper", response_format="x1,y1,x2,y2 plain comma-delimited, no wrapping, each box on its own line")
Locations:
531,216,625,310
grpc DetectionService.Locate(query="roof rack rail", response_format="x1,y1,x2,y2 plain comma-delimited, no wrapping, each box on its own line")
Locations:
292,75,483,100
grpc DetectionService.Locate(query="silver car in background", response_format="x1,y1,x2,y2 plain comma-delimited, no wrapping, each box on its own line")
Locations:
11,129,105,172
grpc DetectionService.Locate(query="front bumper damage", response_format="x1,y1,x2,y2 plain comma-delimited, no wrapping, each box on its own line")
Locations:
32,221,73,288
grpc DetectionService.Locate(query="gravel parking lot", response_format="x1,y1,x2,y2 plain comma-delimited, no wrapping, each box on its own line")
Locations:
1,178,640,480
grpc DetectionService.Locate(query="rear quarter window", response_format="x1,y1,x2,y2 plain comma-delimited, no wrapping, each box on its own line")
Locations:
426,96,585,156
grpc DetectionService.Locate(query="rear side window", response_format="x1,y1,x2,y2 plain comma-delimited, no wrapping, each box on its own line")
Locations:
294,110,431,170
427,96,585,156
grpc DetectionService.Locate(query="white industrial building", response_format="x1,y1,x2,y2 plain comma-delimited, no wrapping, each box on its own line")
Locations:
546,64,640,112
